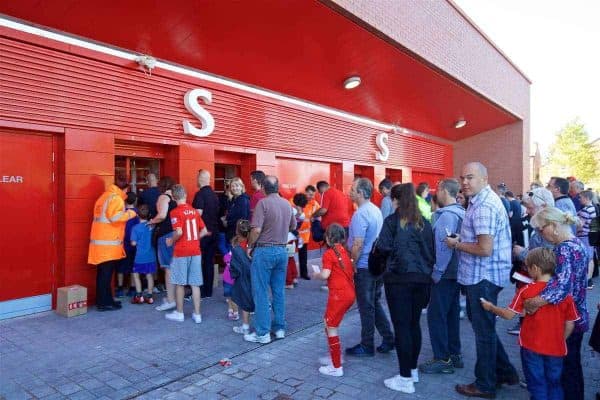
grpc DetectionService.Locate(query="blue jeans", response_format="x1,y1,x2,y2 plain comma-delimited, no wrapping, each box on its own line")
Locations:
427,279,461,360
354,269,394,349
251,247,287,336
521,347,563,400
464,280,517,394
562,331,584,400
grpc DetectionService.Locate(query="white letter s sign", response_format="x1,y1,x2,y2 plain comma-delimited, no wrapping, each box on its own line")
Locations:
376,132,389,162
183,88,215,137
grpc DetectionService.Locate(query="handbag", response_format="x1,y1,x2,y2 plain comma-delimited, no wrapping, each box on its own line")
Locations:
368,238,387,277
368,216,401,277
311,219,325,242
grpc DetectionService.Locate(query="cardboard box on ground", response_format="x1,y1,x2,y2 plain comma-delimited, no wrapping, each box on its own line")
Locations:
56,285,87,317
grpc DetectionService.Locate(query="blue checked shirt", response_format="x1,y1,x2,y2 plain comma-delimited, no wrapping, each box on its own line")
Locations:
457,185,512,287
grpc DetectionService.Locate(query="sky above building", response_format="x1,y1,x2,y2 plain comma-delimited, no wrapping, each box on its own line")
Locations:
453,0,600,151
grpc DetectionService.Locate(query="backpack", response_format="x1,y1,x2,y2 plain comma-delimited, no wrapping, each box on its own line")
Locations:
589,203,600,246
311,219,325,243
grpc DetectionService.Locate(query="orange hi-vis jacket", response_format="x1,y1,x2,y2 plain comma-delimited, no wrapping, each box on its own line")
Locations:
88,184,137,265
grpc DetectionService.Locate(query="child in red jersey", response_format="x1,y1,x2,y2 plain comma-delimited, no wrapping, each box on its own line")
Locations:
312,223,356,377
481,247,579,400
165,185,208,323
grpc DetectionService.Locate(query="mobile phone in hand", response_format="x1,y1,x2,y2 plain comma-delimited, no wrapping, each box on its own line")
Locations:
445,227,457,238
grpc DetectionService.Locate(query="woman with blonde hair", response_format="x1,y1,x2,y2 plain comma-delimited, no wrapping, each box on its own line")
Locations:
524,206,589,400
222,177,250,250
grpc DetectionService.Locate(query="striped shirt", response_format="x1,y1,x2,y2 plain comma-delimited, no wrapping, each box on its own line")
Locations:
577,204,596,237
457,185,512,287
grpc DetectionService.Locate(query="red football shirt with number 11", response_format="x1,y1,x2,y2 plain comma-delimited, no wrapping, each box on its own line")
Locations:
170,203,205,257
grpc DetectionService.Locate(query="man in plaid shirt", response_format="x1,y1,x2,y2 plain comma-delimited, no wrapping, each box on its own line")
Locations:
445,162,518,399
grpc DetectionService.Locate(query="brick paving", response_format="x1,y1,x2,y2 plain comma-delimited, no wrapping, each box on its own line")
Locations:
1,258,599,400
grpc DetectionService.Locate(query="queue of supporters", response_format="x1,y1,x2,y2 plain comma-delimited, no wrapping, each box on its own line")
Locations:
87,163,600,400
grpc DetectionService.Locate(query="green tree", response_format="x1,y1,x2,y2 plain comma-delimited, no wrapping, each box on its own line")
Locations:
546,119,599,184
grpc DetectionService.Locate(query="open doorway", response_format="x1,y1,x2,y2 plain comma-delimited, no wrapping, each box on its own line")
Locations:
115,156,161,195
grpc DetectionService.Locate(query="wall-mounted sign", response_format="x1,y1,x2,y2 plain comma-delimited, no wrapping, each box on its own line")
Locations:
182,88,393,163
375,132,390,162
1,175,24,183
182,88,216,137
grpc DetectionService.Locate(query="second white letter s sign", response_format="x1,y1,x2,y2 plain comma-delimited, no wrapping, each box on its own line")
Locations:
375,132,389,162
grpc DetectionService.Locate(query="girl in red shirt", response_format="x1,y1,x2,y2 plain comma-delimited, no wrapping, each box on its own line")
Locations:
312,223,356,377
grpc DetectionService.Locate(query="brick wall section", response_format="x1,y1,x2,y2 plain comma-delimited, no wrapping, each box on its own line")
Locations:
453,120,531,194
330,0,531,190
328,0,530,118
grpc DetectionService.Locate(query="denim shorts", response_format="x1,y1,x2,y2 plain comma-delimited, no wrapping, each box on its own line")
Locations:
157,232,174,268
223,282,233,298
170,255,203,286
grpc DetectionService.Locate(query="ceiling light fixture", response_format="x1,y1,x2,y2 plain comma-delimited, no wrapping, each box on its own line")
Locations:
454,119,467,129
343,76,361,90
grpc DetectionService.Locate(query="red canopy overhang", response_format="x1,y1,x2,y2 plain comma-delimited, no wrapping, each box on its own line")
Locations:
0,0,518,140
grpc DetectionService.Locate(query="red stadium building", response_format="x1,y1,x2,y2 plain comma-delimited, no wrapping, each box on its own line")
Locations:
0,1,530,318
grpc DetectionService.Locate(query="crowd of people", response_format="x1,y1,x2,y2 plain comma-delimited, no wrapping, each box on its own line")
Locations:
87,162,600,399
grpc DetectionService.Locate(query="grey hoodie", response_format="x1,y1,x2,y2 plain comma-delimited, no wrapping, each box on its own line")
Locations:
431,203,466,283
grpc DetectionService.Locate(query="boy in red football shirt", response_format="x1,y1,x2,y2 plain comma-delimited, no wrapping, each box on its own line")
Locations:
165,185,208,323
481,247,579,400
312,223,356,377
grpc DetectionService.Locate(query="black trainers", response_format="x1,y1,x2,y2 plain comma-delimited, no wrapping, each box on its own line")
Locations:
450,354,464,369
376,342,395,353
345,344,375,357
419,359,454,374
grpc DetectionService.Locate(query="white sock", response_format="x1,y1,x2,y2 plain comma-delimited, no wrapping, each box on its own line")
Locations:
242,323,249,329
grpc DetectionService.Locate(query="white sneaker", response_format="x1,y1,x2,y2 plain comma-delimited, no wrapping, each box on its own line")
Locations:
384,375,415,393
192,313,202,324
411,369,419,383
233,325,250,335
318,365,343,377
319,354,344,366
274,330,285,340
155,300,176,311
244,332,271,344
165,310,184,322
319,356,332,366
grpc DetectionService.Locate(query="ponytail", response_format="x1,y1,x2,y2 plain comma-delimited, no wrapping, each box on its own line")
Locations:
331,244,347,270
531,206,580,230
563,213,578,226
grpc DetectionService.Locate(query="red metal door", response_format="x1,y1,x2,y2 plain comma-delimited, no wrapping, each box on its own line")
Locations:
0,131,54,301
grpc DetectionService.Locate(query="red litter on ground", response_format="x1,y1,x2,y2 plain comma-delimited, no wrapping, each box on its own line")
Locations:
219,358,232,367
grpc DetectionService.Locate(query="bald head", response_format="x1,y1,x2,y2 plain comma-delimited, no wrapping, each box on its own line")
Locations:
465,162,488,178
263,175,279,195
460,162,489,197
147,173,158,187
197,169,211,188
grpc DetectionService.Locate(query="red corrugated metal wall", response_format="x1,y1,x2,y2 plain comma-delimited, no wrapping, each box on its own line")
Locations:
0,35,451,170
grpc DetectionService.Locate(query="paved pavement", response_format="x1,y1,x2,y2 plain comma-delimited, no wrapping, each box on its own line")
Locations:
1,257,599,400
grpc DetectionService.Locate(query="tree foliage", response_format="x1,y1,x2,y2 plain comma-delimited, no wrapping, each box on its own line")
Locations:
546,119,598,184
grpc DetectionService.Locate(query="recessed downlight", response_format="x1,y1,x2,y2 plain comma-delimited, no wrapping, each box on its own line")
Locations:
343,76,361,90
454,119,467,129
